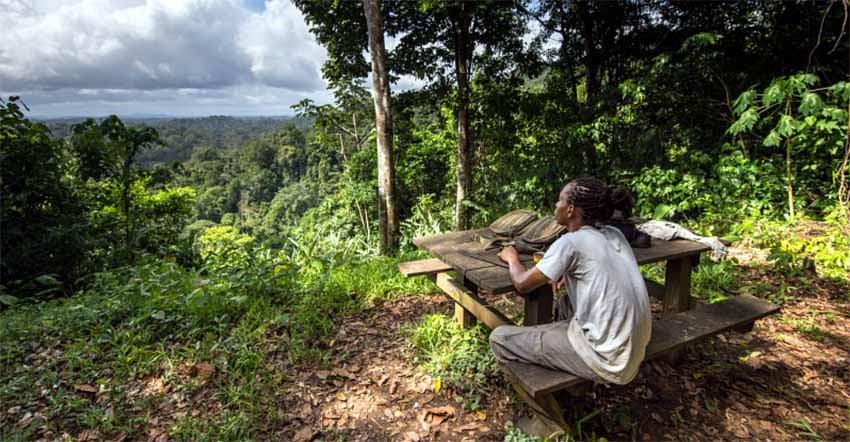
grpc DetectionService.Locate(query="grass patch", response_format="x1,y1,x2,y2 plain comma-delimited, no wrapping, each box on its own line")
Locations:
407,314,498,408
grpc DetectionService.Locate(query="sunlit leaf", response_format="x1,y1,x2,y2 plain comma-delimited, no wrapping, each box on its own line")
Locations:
776,114,797,138
733,89,756,115
763,82,786,106
798,92,823,116
727,108,759,135
762,130,781,147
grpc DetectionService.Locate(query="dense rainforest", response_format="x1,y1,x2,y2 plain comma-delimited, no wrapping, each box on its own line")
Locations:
2,1,850,440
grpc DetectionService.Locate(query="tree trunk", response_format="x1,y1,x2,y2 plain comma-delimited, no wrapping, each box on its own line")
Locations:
362,0,398,254
574,0,600,175
453,1,473,231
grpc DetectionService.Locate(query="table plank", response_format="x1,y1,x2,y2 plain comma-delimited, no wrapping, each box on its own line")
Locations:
633,239,710,265
398,258,454,277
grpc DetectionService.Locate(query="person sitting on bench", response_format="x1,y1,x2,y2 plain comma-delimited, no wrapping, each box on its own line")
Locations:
491,177,651,385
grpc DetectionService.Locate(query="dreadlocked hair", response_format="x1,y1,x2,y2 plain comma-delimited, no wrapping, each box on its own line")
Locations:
608,184,635,219
566,177,615,225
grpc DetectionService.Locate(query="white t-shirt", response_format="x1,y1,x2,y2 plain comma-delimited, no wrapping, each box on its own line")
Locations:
536,225,652,384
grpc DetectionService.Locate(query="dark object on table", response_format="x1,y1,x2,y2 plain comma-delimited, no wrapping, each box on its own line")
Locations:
607,218,652,249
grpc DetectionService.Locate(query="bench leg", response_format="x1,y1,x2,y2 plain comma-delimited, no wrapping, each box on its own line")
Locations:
524,285,553,326
506,379,568,437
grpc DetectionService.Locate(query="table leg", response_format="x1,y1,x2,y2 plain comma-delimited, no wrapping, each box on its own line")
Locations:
524,284,553,326
454,277,478,329
662,256,695,365
663,257,694,315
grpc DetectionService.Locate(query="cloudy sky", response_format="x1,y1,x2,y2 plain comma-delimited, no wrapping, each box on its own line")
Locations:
0,0,340,117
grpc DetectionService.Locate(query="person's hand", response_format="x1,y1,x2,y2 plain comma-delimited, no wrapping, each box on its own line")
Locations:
555,276,566,292
498,245,519,264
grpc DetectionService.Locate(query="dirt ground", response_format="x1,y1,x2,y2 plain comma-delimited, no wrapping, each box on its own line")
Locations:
276,249,850,442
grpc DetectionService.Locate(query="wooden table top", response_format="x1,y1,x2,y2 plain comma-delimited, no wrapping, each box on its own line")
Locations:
413,228,711,294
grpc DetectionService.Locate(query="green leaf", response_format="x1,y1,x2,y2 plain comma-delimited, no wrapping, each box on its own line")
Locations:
798,92,823,116
763,130,781,147
776,114,797,137
727,108,759,135
653,204,674,220
720,235,743,244
35,274,61,286
683,32,718,48
733,89,756,115
762,82,785,106
276,314,291,326
0,294,19,306
829,81,850,101
151,310,166,320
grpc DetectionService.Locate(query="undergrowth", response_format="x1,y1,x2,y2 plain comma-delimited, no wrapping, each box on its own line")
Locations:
0,237,433,440
407,313,498,409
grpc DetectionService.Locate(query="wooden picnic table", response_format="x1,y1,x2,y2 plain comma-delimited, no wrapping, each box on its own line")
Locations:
404,227,780,435
411,228,712,328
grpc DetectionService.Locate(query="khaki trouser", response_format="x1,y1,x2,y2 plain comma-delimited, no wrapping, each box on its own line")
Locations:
489,293,599,381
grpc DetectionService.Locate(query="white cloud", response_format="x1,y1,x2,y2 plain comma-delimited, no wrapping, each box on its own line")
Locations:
0,0,331,116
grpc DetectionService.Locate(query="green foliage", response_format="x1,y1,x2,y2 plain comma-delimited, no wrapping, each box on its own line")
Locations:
1,97,89,294
692,261,739,304
408,314,498,399
749,215,850,281
729,73,848,217
195,185,233,222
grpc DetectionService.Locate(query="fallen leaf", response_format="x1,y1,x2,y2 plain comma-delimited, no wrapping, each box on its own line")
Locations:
78,429,101,441
293,428,317,442
192,362,215,378
475,410,487,421
18,411,33,426
433,377,441,394
332,367,356,381
299,403,312,417
404,431,420,442
732,426,750,438
457,423,481,432
426,406,455,417
315,370,330,380
336,392,347,402
347,364,361,373
74,384,98,394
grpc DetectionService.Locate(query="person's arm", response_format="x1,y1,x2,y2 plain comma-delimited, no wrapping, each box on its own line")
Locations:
498,246,550,294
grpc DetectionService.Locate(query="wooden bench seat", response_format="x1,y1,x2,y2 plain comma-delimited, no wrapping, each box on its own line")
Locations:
397,258,453,278
500,294,780,432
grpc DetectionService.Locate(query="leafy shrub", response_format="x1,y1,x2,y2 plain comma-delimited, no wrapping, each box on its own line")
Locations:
751,215,850,281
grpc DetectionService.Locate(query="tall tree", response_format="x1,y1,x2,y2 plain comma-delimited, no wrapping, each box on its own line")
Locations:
71,116,161,262
391,1,526,229
362,0,399,253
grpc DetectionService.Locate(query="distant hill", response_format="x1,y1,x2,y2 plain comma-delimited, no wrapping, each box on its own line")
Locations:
44,115,313,166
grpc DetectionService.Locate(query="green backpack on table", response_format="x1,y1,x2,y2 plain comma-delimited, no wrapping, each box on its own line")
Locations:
478,210,567,253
